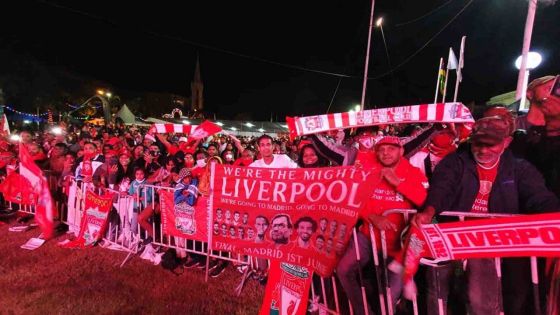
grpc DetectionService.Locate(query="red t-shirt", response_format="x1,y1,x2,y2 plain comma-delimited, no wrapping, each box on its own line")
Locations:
471,163,499,213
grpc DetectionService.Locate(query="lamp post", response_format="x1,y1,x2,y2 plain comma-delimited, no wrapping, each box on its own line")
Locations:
376,18,391,69
360,0,377,111
515,51,542,111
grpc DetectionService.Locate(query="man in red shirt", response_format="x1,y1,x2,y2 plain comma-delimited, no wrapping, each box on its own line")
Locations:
337,136,428,315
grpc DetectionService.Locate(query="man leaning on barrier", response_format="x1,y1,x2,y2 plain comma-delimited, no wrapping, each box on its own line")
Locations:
337,136,428,315
413,115,560,315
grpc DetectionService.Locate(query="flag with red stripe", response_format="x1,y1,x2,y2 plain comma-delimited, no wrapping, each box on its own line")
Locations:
150,124,194,134
188,120,222,141
19,143,54,239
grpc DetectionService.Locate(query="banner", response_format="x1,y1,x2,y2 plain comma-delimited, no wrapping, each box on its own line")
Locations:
259,261,313,315
286,103,474,139
211,165,375,277
19,142,54,239
399,213,560,293
60,191,113,249
0,172,36,205
160,190,209,242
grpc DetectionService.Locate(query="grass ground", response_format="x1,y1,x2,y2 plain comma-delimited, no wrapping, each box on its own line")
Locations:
0,217,264,315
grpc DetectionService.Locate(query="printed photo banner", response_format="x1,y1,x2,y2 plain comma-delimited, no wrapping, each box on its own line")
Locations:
160,190,209,243
60,190,113,249
286,102,474,138
210,164,375,277
398,212,560,289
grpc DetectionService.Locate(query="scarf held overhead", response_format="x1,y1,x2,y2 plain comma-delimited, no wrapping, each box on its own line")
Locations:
286,103,474,138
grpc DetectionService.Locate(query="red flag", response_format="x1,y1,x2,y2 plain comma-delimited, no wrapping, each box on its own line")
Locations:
19,143,54,239
0,172,36,204
188,120,222,141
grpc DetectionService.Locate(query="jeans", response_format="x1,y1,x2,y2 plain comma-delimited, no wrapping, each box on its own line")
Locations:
336,232,402,315
426,258,501,315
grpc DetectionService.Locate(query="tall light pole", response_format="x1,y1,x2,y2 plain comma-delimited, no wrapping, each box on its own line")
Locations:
360,0,376,111
515,0,537,104
515,52,542,111
376,18,391,69
377,17,397,100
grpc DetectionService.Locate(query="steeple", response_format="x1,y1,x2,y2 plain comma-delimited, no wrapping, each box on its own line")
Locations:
190,54,204,114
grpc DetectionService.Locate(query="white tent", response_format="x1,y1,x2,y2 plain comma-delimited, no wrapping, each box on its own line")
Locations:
116,104,137,125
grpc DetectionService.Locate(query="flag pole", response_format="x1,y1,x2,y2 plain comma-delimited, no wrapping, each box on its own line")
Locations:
360,0,376,111
515,0,538,104
453,36,466,103
433,58,443,104
442,67,450,103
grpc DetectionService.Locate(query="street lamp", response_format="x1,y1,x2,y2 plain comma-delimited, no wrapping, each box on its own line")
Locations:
376,17,391,69
515,51,542,111
349,104,361,113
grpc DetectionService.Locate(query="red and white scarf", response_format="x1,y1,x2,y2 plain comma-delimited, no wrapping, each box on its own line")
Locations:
286,102,474,138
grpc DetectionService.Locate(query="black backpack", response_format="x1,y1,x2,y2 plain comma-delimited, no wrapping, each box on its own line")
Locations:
160,249,184,275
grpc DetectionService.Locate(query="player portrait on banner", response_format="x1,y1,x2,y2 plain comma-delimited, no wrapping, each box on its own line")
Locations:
210,164,375,277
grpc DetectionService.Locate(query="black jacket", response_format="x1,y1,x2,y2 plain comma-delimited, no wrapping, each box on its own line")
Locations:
426,146,559,215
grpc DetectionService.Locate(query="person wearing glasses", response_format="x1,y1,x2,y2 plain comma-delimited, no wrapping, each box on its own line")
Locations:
512,75,560,315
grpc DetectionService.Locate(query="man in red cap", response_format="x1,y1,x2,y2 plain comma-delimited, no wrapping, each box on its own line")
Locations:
337,136,428,314
413,115,560,315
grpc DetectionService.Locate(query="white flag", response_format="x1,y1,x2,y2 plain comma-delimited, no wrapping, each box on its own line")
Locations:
447,48,458,70
457,36,466,82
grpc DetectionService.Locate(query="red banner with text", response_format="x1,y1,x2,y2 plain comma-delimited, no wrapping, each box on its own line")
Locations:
211,165,375,277
160,190,209,243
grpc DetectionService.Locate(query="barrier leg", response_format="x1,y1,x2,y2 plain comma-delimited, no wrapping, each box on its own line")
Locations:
530,257,542,315
369,225,387,315
352,229,370,315
380,231,394,315
495,258,504,315
331,275,341,314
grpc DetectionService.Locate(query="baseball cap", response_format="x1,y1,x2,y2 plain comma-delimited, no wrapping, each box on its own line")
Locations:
470,116,510,146
178,168,192,180
375,136,402,149
483,106,516,135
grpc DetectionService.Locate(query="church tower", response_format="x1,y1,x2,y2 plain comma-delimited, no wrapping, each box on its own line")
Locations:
190,55,204,114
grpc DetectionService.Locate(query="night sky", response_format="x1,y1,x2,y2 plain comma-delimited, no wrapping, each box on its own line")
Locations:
1,0,559,121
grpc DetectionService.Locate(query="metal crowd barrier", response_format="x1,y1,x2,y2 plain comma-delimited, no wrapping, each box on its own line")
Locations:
364,209,543,315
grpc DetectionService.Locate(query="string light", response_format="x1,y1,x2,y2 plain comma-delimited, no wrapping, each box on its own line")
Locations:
3,106,49,117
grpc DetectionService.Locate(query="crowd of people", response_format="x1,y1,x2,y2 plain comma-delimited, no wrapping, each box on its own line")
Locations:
0,74,559,315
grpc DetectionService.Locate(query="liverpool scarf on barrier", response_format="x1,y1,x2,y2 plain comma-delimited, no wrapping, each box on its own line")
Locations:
286,103,474,139
259,261,313,315
60,191,113,249
397,213,560,298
